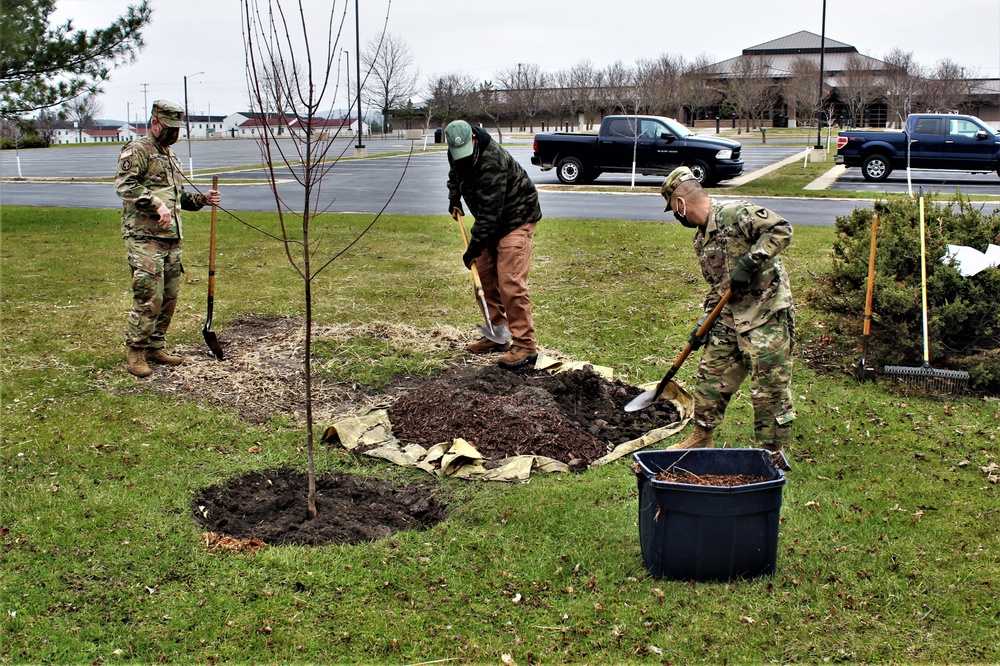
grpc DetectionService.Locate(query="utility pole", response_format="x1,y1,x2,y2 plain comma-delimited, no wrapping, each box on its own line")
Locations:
141,83,149,122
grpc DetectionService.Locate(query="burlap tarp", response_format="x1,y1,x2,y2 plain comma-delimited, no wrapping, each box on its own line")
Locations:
323,354,692,481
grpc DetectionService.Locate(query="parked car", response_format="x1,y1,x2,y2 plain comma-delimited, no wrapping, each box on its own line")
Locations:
531,115,744,186
835,113,1000,181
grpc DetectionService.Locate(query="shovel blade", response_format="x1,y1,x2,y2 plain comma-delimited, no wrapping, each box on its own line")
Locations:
202,328,224,361
624,379,688,412
480,321,511,345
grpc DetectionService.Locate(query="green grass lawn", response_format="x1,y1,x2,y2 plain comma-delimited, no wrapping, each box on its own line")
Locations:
1,206,998,664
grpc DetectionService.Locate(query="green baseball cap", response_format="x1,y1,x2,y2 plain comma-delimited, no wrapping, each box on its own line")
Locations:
660,166,697,211
445,120,474,159
151,99,184,128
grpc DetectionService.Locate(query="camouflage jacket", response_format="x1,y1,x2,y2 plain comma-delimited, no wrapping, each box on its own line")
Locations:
114,133,208,240
694,200,794,333
447,126,542,253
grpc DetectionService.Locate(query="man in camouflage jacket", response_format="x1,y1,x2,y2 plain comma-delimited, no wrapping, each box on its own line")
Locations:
114,100,221,377
660,166,795,450
445,120,543,368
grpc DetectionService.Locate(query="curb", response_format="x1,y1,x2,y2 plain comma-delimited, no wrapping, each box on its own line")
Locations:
726,149,809,186
804,165,848,190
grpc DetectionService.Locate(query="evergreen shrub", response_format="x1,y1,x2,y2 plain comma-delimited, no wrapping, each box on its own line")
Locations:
806,192,1000,393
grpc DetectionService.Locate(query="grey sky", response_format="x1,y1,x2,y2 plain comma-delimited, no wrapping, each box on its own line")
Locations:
53,0,1000,122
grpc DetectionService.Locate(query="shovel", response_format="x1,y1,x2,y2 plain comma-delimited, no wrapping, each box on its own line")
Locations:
852,213,878,382
454,211,511,345
202,175,224,360
624,288,732,412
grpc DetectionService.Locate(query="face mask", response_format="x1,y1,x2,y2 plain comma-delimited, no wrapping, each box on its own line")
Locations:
157,126,180,146
673,199,697,228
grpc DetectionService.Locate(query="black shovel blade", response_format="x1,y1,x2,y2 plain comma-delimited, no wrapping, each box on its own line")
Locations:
203,326,224,360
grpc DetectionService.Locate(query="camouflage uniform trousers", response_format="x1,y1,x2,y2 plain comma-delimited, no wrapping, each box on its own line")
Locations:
125,236,183,349
690,308,795,449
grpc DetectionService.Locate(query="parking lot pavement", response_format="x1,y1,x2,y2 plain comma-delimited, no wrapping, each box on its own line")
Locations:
2,139,996,222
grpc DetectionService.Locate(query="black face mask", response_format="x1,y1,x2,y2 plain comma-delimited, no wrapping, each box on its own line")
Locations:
157,126,180,146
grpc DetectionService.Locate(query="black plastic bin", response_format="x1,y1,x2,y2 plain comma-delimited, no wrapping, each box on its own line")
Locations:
434,127,444,143
632,448,789,581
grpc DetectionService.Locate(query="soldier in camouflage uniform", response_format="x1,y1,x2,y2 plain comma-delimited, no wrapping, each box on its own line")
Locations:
114,100,221,377
659,166,795,450
446,120,543,368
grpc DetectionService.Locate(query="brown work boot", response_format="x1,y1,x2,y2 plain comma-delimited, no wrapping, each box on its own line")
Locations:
498,345,538,369
666,424,715,450
466,336,512,354
145,348,184,366
126,347,152,377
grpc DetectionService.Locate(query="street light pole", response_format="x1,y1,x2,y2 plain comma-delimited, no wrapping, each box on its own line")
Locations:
184,71,204,176
354,0,365,155
815,0,826,149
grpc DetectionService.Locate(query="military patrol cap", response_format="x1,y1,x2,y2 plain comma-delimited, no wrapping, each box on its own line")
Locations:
660,166,698,211
151,100,184,127
445,120,474,159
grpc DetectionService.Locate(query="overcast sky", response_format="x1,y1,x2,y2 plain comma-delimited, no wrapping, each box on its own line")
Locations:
53,0,1000,122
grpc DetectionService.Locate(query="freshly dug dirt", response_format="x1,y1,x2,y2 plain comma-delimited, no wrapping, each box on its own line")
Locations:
168,316,680,546
192,470,446,547
387,364,681,465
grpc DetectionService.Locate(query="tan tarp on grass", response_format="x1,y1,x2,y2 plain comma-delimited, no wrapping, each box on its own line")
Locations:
325,354,692,481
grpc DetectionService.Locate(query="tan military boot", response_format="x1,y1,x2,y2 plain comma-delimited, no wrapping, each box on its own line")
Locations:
666,424,715,450
498,345,538,369
466,336,512,354
127,347,152,377
145,348,184,366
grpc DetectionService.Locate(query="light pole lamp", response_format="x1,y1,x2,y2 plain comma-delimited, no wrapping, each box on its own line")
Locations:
184,71,204,176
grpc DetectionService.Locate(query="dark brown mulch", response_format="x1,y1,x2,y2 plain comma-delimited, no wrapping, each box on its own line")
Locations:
192,470,446,547
654,470,768,486
387,364,681,465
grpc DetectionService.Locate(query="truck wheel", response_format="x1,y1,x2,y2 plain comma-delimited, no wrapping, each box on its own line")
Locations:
556,157,585,184
862,154,891,181
687,160,714,186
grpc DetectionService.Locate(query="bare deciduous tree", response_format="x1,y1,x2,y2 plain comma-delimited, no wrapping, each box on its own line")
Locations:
241,0,398,519
682,54,721,124
497,62,545,132
634,54,686,117
919,59,975,113
360,33,418,135
783,57,820,125
726,56,775,132
424,72,477,127
879,49,923,127
837,53,881,126
63,93,103,138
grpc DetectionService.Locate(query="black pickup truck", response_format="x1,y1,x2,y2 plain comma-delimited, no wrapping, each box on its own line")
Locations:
530,115,743,186
835,113,1000,181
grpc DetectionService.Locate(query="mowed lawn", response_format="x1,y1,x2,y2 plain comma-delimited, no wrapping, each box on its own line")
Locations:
1,205,998,664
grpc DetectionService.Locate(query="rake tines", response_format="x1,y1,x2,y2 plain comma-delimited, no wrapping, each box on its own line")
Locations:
883,362,969,395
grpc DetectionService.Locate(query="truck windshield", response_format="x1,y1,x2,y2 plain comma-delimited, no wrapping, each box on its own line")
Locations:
662,117,695,138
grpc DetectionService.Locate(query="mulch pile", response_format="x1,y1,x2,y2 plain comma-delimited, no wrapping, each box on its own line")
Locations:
387,364,681,465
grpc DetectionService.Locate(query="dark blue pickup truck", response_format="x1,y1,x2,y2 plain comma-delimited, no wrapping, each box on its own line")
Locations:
531,115,743,186
835,113,1000,181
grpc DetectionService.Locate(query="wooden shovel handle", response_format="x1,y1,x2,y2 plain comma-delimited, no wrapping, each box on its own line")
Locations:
653,288,733,400
862,214,878,336
454,211,485,290
208,176,219,298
